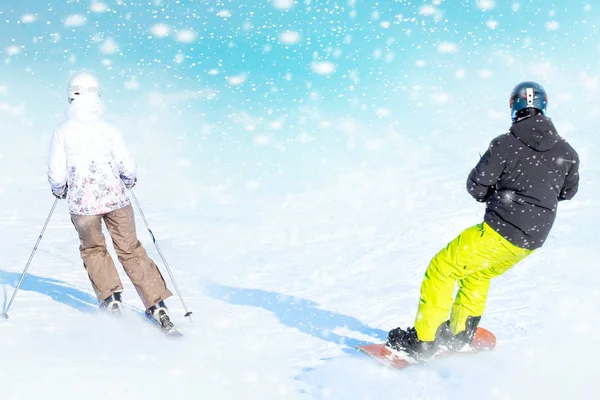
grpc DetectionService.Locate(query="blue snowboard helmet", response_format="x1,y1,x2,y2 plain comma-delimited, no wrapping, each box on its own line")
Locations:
509,81,548,122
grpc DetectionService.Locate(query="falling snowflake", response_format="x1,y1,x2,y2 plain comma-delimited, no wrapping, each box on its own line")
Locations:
228,74,247,85
438,42,458,53
486,20,498,29
150,24,171,38
21,14,36,23
272,0,295,10
279,31,301,45
5,46,21,56
419,5,438,16
100,38,119,54
91,2,109,13
477,0,496,11
311,61,336,75
64,14,87,28
175,29,197,43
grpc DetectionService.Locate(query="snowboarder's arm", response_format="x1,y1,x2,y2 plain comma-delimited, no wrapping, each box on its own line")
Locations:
111,127,136,187
559,151,579,201
466,139,506,203
47,129,68,197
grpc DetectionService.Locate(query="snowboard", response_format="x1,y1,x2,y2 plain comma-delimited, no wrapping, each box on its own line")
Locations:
356,327,496,370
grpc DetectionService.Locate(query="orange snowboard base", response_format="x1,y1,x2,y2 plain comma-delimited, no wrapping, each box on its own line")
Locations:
356,327,496,370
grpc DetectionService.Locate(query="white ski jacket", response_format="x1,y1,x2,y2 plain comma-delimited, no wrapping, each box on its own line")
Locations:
47,96,136,216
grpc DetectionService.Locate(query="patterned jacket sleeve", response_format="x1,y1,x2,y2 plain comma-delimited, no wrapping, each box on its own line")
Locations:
466,137,507,203
111,127,136,186
47,127,68,196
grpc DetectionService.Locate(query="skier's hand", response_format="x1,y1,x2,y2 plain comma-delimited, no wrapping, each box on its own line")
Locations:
122,176,137,189
52,184,68,200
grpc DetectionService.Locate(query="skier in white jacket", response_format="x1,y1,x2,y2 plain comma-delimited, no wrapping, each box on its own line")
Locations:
47,72,178,335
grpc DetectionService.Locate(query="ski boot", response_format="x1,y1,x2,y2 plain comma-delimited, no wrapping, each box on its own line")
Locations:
145,301,182,338
386,326,438,361
99,292,122,315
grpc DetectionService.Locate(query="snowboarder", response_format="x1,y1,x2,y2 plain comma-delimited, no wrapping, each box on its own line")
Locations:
47,71,178,334
386,81,580,360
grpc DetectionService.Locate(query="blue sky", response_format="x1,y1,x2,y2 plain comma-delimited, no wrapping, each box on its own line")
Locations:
1,0,598,195
4,1,596,113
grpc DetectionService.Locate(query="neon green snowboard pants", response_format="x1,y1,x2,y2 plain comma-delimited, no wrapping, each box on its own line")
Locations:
414,222,532,341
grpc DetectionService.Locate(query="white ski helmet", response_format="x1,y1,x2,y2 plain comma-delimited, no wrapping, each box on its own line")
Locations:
67,72,101,103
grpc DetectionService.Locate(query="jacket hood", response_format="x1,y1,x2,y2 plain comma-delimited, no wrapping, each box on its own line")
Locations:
65,95,106,123
509,114,560,152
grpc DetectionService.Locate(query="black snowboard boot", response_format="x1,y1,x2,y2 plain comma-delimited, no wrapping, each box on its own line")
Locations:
386,327,438,361
437,316,482,351
100,292,122,315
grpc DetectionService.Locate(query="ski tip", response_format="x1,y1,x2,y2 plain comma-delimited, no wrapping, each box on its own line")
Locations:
0,313,9,320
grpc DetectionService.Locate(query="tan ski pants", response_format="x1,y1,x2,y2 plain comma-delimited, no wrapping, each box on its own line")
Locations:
71,204,172,309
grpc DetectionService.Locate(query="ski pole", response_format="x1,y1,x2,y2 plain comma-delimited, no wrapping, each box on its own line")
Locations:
129,189,193,322
1,198,59,320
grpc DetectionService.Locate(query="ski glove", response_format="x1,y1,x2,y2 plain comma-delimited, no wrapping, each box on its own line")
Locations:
52,184,68,200
121,176,137,189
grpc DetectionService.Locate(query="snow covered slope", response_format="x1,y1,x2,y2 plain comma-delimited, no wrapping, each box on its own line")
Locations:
1,121,597,399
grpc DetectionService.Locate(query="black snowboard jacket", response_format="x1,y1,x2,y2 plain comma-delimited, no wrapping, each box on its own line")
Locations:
466,114,579,250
